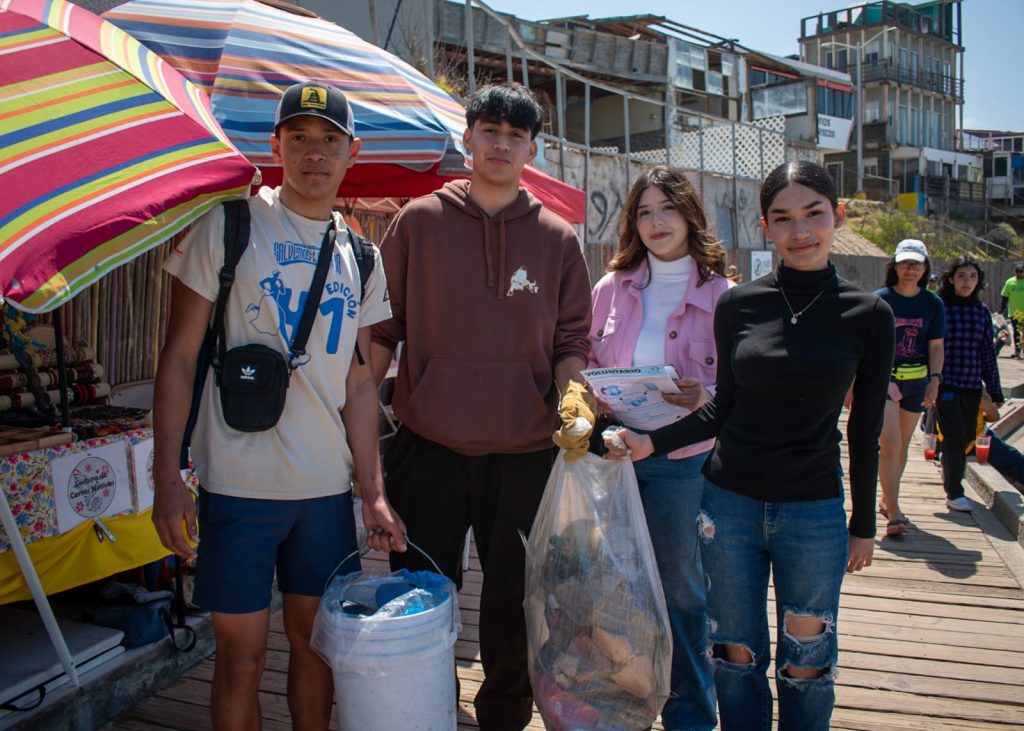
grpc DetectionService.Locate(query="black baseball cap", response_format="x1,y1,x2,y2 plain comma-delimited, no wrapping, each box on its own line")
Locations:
274,82,354,137
1015,262,1024,272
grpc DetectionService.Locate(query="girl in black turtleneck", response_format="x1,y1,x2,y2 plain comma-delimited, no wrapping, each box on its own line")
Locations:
607,161,894,731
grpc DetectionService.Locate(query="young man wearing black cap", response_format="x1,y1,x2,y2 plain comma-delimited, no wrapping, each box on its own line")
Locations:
370,82,592,730
152,82,406,730
1000,263,1024,357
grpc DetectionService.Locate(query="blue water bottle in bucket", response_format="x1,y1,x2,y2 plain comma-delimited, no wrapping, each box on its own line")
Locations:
311,537,461,730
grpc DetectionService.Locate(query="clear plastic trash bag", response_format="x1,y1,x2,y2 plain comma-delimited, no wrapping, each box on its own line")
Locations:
525,452,672,730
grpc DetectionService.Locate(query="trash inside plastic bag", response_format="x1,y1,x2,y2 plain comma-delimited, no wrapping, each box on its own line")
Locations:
310,567,461,671
525,452,671,730
328,569,450,618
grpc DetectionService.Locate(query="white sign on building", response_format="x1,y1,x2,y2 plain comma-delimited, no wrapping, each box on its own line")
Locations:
817,114,854,151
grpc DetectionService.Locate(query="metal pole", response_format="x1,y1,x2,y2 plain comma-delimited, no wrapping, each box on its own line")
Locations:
53,307,70,429
623,96,631,156
426,0,435,79
465,0,475,95
368,0,380,46
856,46,863,195
521,48,529,88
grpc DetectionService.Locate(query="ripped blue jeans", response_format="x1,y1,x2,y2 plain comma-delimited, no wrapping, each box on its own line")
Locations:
698,479,848,731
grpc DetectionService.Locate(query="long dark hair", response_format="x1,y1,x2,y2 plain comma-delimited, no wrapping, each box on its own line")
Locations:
609,165,729,286
938,255,985,302
883,259,932,288
760,160,838,219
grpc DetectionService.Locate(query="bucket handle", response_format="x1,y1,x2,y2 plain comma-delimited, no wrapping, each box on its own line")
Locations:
322,535,444,594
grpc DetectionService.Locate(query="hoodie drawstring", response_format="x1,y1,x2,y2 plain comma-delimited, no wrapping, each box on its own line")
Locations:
496,210,507,300
483,214,495,289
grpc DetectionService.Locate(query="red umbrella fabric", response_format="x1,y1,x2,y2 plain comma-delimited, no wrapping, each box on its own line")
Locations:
0,0,257,313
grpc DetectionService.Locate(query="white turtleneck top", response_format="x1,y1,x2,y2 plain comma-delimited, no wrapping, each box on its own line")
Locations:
632,253,693,367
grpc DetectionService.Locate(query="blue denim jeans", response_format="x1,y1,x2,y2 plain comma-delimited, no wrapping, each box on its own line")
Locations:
699,479,848,731
634,453,716,731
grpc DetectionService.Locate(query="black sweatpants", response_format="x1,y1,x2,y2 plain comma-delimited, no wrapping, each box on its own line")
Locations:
383,426,555,731
936,389,982,499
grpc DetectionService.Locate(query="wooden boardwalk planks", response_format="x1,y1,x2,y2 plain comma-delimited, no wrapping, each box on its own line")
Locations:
101,422,1024,730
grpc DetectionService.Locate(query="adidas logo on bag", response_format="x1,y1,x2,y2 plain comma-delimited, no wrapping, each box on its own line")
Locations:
240,366,256,381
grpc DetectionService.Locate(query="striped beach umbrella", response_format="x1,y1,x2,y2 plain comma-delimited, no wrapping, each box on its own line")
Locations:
103,0,470,199
0,0,258,313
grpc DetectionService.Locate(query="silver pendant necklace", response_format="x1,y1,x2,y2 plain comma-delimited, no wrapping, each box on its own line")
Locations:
779,285,826,325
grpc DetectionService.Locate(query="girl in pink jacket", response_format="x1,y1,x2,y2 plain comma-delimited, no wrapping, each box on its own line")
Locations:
588,165,732,730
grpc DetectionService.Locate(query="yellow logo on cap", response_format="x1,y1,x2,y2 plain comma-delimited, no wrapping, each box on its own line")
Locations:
300,86,328,110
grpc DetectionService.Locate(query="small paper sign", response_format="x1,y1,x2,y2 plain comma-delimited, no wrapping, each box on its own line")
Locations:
52,441,133,534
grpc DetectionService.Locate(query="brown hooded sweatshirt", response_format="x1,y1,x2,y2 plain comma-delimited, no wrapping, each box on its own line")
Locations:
372,179,592,455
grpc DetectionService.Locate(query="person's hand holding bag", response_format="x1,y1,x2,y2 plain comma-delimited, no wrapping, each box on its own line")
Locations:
552,380,597,462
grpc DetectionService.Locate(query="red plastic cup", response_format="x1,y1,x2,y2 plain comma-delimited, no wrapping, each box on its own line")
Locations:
975,435,991,464
923,434,937,460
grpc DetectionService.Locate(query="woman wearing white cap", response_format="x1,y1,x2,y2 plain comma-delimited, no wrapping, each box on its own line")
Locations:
873,239,945,535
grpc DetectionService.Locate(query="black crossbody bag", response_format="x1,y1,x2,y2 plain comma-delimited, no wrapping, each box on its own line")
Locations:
210,202,337,432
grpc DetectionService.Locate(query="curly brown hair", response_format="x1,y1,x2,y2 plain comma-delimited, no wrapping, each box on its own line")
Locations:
608,165,730,286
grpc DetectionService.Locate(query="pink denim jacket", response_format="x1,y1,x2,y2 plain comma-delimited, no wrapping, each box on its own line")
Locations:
588,259,731,459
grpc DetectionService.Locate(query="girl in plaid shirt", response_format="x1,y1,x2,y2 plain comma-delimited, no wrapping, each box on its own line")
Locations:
937,256,1004,512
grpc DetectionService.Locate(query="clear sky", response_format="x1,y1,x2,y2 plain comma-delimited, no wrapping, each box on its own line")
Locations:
485,0,1020,132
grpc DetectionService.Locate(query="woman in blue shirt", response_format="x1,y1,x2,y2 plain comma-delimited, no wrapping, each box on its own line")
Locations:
874,239,945,536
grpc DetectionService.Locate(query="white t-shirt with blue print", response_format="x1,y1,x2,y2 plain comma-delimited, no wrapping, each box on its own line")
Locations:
163,186,391,500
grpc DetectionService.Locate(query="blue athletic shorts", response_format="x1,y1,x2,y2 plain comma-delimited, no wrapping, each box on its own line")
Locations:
889,375,929,413
192,489,360,614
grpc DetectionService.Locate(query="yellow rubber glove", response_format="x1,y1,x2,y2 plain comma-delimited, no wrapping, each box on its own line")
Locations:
552,380,597,462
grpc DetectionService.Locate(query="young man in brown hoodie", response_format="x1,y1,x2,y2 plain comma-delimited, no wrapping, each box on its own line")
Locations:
370,82,592,729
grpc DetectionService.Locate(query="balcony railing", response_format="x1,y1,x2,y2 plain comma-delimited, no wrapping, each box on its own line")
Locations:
854,59,963,101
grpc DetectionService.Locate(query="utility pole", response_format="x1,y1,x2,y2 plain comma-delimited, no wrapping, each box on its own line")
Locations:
368,0,379,47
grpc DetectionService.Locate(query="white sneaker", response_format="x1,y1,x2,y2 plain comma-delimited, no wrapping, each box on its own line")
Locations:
946,497,973,512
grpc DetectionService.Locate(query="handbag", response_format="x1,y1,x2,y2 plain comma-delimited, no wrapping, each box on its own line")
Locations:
210,202,337,432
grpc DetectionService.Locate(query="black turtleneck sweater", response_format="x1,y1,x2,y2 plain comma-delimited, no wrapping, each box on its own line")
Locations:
649,263,895,538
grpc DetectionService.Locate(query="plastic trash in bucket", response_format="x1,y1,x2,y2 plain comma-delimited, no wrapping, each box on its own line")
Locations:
311,538,462,731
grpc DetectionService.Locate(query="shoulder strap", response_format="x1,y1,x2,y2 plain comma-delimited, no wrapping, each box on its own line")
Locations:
180,200,249,467
211,199,251,373
288,222,337,367
349,231,376,303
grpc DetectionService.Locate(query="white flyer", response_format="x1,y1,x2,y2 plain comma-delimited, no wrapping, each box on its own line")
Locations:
581,364,689,430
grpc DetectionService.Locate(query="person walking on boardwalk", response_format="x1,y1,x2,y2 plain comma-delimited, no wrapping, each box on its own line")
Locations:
936,256,1004,512
606,161,894,731
999,262,1024,358
369,82,592,730
874,239,945,536
151,82,406,731
587,165,731,730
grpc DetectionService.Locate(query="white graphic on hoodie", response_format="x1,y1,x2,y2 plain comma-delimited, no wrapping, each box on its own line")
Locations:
507,267,539,296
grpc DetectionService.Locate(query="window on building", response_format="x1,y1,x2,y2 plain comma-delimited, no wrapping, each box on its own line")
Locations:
995,156,1009,177
815,85,854,119
752,83,808,118
706,71,724,96
864,101,881,123
898,106,908,145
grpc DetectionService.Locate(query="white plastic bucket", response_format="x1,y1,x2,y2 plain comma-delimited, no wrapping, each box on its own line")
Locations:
315,589,458,730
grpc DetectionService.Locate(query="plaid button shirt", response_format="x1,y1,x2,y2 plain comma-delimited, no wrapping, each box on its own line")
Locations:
942,299,1003,401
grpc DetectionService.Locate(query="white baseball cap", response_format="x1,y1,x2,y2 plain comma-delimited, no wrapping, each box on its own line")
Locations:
894,239,927,263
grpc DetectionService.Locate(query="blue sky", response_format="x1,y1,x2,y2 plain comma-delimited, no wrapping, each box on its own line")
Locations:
486,0,1019,132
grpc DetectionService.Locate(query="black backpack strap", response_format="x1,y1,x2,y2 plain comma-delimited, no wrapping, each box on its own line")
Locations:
211,199,251,375
349,231,376,303
288,222,337,367
345,230,377,366
179,200,249,468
